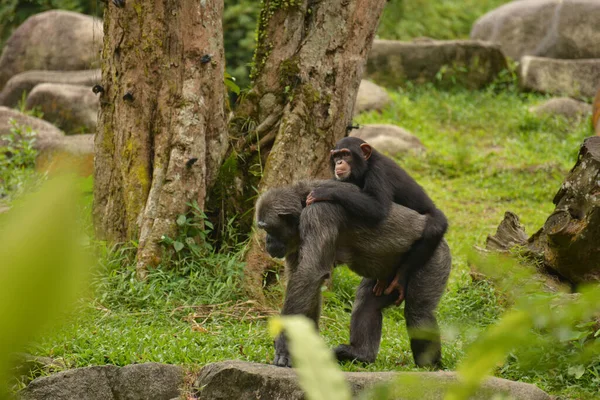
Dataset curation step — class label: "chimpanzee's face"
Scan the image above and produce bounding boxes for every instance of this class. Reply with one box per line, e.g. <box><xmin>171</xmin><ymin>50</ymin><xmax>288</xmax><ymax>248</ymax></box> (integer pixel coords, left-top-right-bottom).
<box><xmin>255</xmin><ymin>189</ymin><xmax>303</xmax><ymax>258</ymax></box>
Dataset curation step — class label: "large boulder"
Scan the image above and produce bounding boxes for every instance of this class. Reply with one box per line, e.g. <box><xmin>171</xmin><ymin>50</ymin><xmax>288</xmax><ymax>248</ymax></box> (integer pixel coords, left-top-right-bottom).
<box><xmin>519</xmin><ymin>57</ymin><xmax>600</xmax><ymax>98</ymax></box>
<box><xmin>0</xmin><ymin>10</ymin><xmax>103</xmax><ymax>90</ymax></box>
<box><xmin>350</xmin><ymin>124</ymin><xmax>425</xmax><ymax>156</ymax></box>
<box><xmin>19</xmin><ymin>363</ymin><xmax>183</xmax><ymax>400</ymax></box>
<box><xmin>529</xmin><ymin>97</ymin><xmax>592</xmax><ymax>121</ymax></box>
<box><xmin>194</xmin><ymin>360</ymin><xmax>551</xmax><ymax>400</ymax></box>
<box><xmin>0</xmin><ymin>69</ymin><xmax>100</xmax><ymax>108</ymax></box>
<box><xmin>0</xmin><ymin>106</ymin><xmax>64</xmax><ymax>147</ymax></box>
<box><xmin>471</xmin><ymin>0</ymin><xmax>600</xmax><ymax>61</ymax></box>
<box><xmin>25</xmin><ymin>83</ymin><xmax>99</xmax><ymax>134</ymax></box>
<box><xmin>354</xmin><ymin>80</ymin><xmax>391</xmax><ymax>115</ymax></box>
<box><xmin>36</xmin><ymin>134</ymin><xmax>95</xmax><ymax>176</ymax></box>
<box><xmin>366</xmin><ymin>39</ymin><xmax>507</xmax><ymax>89</ymax></box>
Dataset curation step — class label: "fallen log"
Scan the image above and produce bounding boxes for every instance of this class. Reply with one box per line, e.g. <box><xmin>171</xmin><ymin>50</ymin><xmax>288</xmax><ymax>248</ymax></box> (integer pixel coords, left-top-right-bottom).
<box><xmin>486</xmin><ymin>137</ymin><xmax>600</xmax><ymax>284</ymax></box>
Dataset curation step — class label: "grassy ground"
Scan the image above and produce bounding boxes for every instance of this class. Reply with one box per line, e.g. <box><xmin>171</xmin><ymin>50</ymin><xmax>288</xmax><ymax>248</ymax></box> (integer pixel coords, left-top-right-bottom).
<box><xmin>15</xmin><ymin>82</ymin><xmax>598</xmax><ymax>399</ymax></box>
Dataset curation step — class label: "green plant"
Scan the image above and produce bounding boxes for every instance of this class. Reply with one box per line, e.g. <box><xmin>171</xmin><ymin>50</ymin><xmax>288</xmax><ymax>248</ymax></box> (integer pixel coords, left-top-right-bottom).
<box><xmin>0</xmin><ymin>119</ymin><xmax>38</xmax><ymax>199</ymax></box>
<box><xmin>160</xmin><ymin>200</ymin><xmax>215</xmax><ymax>257</ymax></box>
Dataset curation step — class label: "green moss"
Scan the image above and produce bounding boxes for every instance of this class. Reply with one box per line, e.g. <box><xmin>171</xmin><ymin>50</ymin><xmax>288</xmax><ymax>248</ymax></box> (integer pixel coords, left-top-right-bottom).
<box><xmin>135</xmin><ymin>163</ymin><xmax>150</xmax><ymax>193</ymax></box>
<box><xmin>300</xmin><ymin>84</ymin><xmax>321</xmax><ymax>109</ymax></box>
<box><xmin>251</xmin><ymin>0</ymin><xmax>302</xmax><ymax>79</ymax></box>
<box><xmin>279</xmin><ymin>57</ymin><xmax>300</xmax><ymax>86</ymax></box>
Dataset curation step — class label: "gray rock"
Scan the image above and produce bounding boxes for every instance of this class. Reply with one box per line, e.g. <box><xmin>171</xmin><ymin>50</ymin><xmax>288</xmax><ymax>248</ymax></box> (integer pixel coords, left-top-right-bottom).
<box><xmin>20</xmin><ymin>365</ymin><xmax>117</xmax><ymax>400</ymax></box>
<box><xmin>471</xmin><ymin>0</ymin><xmax>600</xmax><ymax>61</ymax></box>
<box><xmin>19</xmin><ymin>363</ymin><xmax>183</xmax><ymax>400</ymax></box>
<box><xmin>0</xmin><ymin>10</ymin><xmax>103</xmax><ymax>90</ymax></box>
<box><xmin>194</xmin><ymin>360</ymin><xmax>551</xmax><ymax>400</ymax></box>
<box><xmin>350</xmin><ymin>124</ymin><xmax>425</xmax><ymax>156</ymax></box>
<box><xmin>37</xmin><ymin>132</ymin><xmax>94</xmax><ymax>156</ymax></box>
<box><xmin>0</xmin><ymin>106</ymin><xmax>64</xmax><ymax>148</ymax></box>
<box><xmin>110</xmin><ymin>363</ymin><xmax>183</xmax><ymax>400</ymax></box>
<box><xmin>529</xmin><ymin>97</ymin><xmax>592</xmax><ymax>121</ymax></box>
<box><xmin>0</xmin><ymin>69</ymin><xmax>100</xmax><ymax>108</ymax></box>
<box><xmin>36</xmin><ymin>134</ymin><xmax>95</xmax><ymax>175</ymax></box>
<box><xmin>354</xmin><ymin>80</ymin><xmax>391</xmax><ymax>115</ymax></box>
<box><xmin>519</xmin><ymin>56</ymin><xmax>600</xmax><ymax>98</ymax></box>
<box><xmin>25</xmin><ymin>83</ymin><xmax>99</xmax><ymax>134</ymax></box>
<box><xmin>366</xmin><ymin>39</ymin><xmax>507</xmax><ymax>89</ymax></box>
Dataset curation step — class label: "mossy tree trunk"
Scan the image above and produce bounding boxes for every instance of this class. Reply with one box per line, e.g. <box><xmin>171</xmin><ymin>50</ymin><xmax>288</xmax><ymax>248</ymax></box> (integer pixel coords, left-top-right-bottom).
<box><xmin>207</xmin><ymin>0</ymin><xmax>387</xmax><ymax>301</ymax></box>
<box><xmin>93</xmin><ymin>1</ymin><xmax>227</xmax><ymax>278</ymax></box>
<box><xmin>486</xmin><ymin>137</ymin><xmax>600</xmax><ymax>284</ymax></box>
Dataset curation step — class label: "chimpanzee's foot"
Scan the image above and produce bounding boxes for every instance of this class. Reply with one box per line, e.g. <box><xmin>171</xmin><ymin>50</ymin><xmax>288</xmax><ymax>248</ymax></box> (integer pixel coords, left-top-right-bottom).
<box><xmin>273</xmin><ymin>335</ymin><xmax>292</xmax><ymax>367</ymax></box>
<box><xmin>334</xmin><ymin>344</ymin><xmax>375</xmax><ymax>364</ymax></box>
<box><xmin>273</xmin><ymin>351</ymin><xmax>292</xmax><ymax>367</ymax></box>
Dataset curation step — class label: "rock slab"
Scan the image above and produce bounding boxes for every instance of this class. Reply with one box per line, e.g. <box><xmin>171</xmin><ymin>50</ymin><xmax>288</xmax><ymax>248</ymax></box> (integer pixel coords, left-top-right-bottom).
<box><xmin>350</xmin><ymin>124</ymin><xmax>425</xmax><ymax>156</ymax></box>
<box><xmin>194</xmin><ymin>360</ymin><xmax>551</xmax><ymax>400</ymax></box>
<box><xmin>0</xmin><ymin>10</ymin><xmax>103</xmax><ymax>90</ymax></box>
<box><xmin>529</xmin><ymin>97</ymin><xmax>591</xmax><ymax>121</ymax></box>
<box><xmin>366</xmin><ymin>39</ymin><xmax>507</xmax><ymax>89</ymax></box>
<box><xmin>19</xmin><ymin>363</ymin><xmax>183</xmax><ymax>400</ymax></box>
<box><xmin>471</xmin><ymin>0</ymin><xmax>600</xmax><ymax>61</ymax></box>
<box><xmin>519</xmin><ymin>56</ymin><xmax>600</xmax><ymax>98</ymax></box>
<box><xmin>0</xmin><ymin>106</ymin><xmax>64</xmax><ymax>146</ymax></box>
<box><xmin>354</xmin><ymin>80</ymin><xmax>391</xmax><ymax>115</ymax></box>
<box><xmin>0</xmin><ymin>69</ymin><xmax>100</xmax><ymax>108</ymax></box>
<box><xmin>25</xmin><ymin>83</ymin><xmax>99</xmax><ymax>134</ymax></box>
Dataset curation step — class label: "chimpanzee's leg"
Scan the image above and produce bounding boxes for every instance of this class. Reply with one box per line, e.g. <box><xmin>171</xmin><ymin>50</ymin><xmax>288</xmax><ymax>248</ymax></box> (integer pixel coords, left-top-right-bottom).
<box><xmin>404</xmin><ymin>241</ymin><xmax>451</xmax><ymax>368</ymax></box>
<box><xmin>334</xmin><ymin>278</ymin><xmax>397</xmax><ymax>363</ymax></box>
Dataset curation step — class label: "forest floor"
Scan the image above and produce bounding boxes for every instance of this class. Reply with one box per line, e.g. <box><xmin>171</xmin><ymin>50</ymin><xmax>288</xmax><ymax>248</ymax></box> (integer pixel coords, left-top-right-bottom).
<box><xmin>11</xmin><ymin>83</ymin><xmax>598</xmax><ymax>399</ymax></box>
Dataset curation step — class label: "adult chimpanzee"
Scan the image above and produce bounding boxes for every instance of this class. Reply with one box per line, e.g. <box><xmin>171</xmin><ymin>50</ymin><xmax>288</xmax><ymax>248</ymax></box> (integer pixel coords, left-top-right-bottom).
<box><xmin>306</xmin><ymin>137</ymin><xmax>448</xmax><ymax>304</ymax></box>
<box><xmin>256</xmin><ymin>180</ymin><xmax>451</xmax><ymax>368</ymax></box>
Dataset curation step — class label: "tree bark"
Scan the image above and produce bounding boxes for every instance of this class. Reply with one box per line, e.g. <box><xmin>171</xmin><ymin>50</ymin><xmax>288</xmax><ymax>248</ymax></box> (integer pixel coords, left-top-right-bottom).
<box><xmin>93</xmin><ymin>1</ymin><xmax>227</xmax><ymax>277</ymax></box>
<box><xmin>208</xmin><ymin>0</ymin><xmax>387</xmax><ymax>301</ymax></box>
<box><xmin>486</xmin><ymin>137</ymin><xmax>600</xmax><ymax>284</ymax></box>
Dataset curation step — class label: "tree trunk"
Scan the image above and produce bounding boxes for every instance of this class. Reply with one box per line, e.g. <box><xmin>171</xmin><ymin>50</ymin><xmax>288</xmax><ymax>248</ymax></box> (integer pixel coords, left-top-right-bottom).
<box><xmin>486</xmin><ymin>137</ymin><xmax>600</xmax><ymax>284</ymax></box>
<box><xmin>93</xmin><ymin>1</ymin><xmax>227</xmax><ymax>277</ymax></box>
<box><xmin>207</xmin><ymin>0</ymin><xmax>387</xmax><ymax>301</ymax></box>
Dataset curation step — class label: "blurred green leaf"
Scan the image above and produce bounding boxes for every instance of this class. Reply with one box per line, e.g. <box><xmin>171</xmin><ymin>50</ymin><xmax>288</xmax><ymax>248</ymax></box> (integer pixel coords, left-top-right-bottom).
<box><xmin>269</xmin><ymin>316</ymin><xmax>351</xmax><ymax>400</ymax></box>
<box><xmin>0</xmin><ymin>175</ymin><xmax>89</xmax><ymax>393</ymax></box>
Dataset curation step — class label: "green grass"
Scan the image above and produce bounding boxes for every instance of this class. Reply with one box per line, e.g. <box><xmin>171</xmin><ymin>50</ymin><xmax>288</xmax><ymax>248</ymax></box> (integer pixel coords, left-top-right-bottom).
<box><xmin>19</xmin><ymin>84</ymin><xmax>599</xmax><ymax>399</ymax></box>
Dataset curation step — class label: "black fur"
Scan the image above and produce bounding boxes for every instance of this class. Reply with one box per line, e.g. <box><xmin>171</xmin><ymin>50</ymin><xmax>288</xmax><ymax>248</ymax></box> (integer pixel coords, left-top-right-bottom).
<box><xmin>255</xmin><ymin>180</ymin><xmax>451</xmax><ymax>368</ymax></box>
<box><xmin>312</xmin><ymin>136</ymin><xmax>448</xmax><ymax>283</ymax></box>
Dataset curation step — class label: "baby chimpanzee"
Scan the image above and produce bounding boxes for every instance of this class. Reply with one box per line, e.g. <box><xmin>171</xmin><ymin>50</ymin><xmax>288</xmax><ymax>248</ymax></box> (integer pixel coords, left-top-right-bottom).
<box><xmin>306</xmin><ymin>137</ymin><xmax>448</xmax><ymax>303</ymax></box>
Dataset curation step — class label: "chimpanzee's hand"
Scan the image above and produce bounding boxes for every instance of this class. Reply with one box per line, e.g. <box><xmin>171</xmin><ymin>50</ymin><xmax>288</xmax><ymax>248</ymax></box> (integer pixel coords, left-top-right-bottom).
<box><xmin>306</xmin><ymin>188</ymin><xmax>333</xmax><ymax>206</ymax></box>
<box><xmin>384</xmin><ymin>275</ymin><xmax>406</xmax><ymax>306</ymax></box>
<box><xmin>273</xmin><ymin>334</ymin><xmax>292</xmax><ymax>367</ymax></box>
<box><xmin>372</xmin><ymin>279</ymin><xmax>387</xmax><ymax>296</ymax></box>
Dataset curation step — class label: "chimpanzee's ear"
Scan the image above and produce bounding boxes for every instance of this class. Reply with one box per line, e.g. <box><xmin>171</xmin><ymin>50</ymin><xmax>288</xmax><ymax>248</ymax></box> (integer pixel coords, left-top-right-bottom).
<box><xmin>360</xmin><ymin>143</ymin><xmax>372</xmax><ymax>160</ymax></box>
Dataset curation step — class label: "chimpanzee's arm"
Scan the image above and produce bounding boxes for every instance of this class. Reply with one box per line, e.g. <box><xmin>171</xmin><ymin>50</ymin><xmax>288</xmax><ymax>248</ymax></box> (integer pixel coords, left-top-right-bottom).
<box><xmin>308</xmin><ymin>175</ymin><xmax>393</xmax><ymax>225</ymax></box>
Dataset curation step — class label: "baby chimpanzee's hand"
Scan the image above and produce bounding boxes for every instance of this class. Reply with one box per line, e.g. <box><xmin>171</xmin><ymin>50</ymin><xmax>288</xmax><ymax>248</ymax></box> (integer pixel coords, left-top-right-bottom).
<box><xmin>306</xmin><ymin>188</ymin><xmax>333</xmax><ymax>206</ymax></box>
